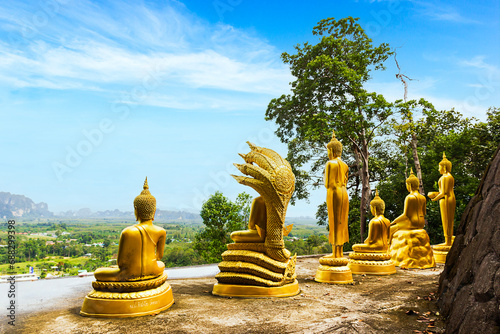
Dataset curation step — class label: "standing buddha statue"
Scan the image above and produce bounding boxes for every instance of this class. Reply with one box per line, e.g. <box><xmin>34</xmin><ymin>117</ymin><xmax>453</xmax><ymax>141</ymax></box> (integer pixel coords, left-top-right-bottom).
<box><xmin>315</xmin><ymin>130</ymin><xmax>353</xmax><ymax>284</ymax></box>
<box><xmin>428</xmin><ymin>152</ymin><xmax>456</xmax><ymax>263</ymax></box>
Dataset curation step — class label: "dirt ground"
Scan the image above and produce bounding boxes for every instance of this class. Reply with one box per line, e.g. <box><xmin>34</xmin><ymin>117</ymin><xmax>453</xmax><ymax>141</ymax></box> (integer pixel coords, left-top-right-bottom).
<box><xmin>6</xmin><ymin>257</ymin><xmax>445</xmax><ymax>334</ymax></box>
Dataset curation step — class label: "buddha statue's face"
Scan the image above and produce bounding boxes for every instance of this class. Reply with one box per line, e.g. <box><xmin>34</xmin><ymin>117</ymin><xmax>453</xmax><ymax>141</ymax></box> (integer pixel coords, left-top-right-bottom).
<box><xmin>370</xmin><ymin>205</ymin><xmax>377</xmax><ymax>217</ymax></box>
<box><xmin>439</xmin><ymin>163</ymin><xmax>447</xmax><ymax>174</ymax></box>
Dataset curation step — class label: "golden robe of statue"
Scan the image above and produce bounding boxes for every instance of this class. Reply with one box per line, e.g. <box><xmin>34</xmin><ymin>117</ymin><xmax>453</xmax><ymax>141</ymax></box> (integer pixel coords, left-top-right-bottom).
<box><xmin>325</xmin><ymin>131</ymin><xmax>349</xmax><ymax>257</ymax></box>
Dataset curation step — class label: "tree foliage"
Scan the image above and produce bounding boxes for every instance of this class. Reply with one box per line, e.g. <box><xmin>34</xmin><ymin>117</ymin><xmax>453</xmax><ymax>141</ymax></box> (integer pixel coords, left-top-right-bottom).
<box><xmin>266</xmin><ymin>17</ymin><xmax>394</xmax><ymax>239</ymax></box>
<box><xmin>377</xmin><ymin>107</ymin><xmax>499</xmax><ymax>244</ymax></box>
<box><xmin>193</xmin><ymin>191</ymin><xmax>251</xmax><ymax>263</ymax></box>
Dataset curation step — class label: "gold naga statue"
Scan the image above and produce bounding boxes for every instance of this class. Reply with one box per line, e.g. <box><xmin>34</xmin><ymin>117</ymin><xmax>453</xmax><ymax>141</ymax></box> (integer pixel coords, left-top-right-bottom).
<box><xmin>212</xmin><ymin>142</ymin><xmax>299</xmax><ymax>297</ymax></box>
<box><xmin>348</xmin><ymin>190</ymin><xmax>396</xmax><ymax>275</ymax></box>
<box><xmin>427</xmin><ymin>152</ymin><xmax>456</xmax><ymax>263</ymax></box>
<box><xmin>315</xmin><ymin>131</ymin><xmax>353</xmax><ymax>284</ymax></box>
<box><xmin>389</xmin><ymin>169</ymin><xmax>435</xmax><ymax>269</ymax></box>
<box><xmin>80</xmin><ymin>178</ymin><xmax>174</xmax><ymax>317</ymax></box>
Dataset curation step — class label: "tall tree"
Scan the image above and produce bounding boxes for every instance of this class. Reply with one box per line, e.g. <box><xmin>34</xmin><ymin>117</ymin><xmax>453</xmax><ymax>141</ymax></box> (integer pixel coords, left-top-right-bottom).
<box><xmin>392</xmin><ymin>98</ymin><xmax>438</xmax><ymax>196</ymax></box>
<box><xmin>266</xmin><ymin>17</ymin><xmax>393</xmax><ymax>239</ymax></box>
<box><xmin>193</xmin><ymin>191</ymin><xmax>251</xmax><ymax>263</ymax></box>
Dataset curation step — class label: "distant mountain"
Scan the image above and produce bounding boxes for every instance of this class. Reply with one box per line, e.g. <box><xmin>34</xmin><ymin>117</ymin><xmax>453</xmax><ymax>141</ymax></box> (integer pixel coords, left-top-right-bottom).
<box><xmin>57</xmin><ymin>208</ymin><xmax>201</xmax><ymax>221</ymax></box>
<box><xmin>0</xmin><ymin>192</ymin><xmax>200</xmax><ymax>221</ymax></box>
<box><xmin>0</xmin><ymin>192</ymin><xmax>53</xmax><ymax>218</ymax></box>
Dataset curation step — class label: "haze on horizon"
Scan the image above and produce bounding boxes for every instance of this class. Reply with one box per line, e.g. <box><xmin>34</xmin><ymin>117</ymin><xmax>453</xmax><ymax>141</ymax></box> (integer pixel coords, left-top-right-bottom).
<box><xmin>0</xmin><ymin>0</ymin><xmax>498</xmax><ymax>217</ymax></box>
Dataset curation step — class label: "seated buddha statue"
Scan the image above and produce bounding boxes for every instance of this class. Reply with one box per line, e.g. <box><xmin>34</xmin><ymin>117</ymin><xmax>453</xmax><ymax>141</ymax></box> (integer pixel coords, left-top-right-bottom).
<box><xmin>94</xmin><ymin>178</ymin><xmax>166</xmax><ymax>281</ymax></box>
<box><xmin>230</xmin><ymin>196</ymin><xmax>267</xmax><ymax>243</ymax></box>
<box><xmin>353</xmin><ymin>190</ymin><xmax>390</xmax><ymax>253</ymax></box>
<box><xmin>348</xmin><ymin>190</ymin><xmax>396</xmax><ymax>275</ymax></box>
<box><xmin>389</xmin><ymin>170</ymin><xmax>435</xmax><ymax>269</ymax></box>
<box><xmin>213</xmin><ymin>142</ymin><xmax>299</xmax><ymax>298</ymax></box>
<box><xmin>428</xmin><ymin>152</ymin><xmax>456</xmax><ymax>263</ymax></box>
<box><xmin>81</xmin><ymin>178</ymin><xmax>174</xmax><ymax>318</ymax></box>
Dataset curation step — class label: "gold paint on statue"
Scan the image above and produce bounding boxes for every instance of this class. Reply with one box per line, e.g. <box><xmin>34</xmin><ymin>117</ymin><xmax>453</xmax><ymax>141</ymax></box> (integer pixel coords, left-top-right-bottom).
<box><xmin>389</xmin><ymin>170</ymin><xmax>435</xmax><ymax>269</ymax></box>
<box><xmin>428</xmin><ymin>152</ymin><xmax>456</xmax><ymax>263</ymax></box>
<box><xmin>213</xmin><ymin>142</ymin><xmax>300</xmax><ymax>297</ymax></box>
<box><xmin>81</xmin><ymin>178</ymin><xmax>174</xmax><ymax>317</ymax></box>
<box><xmin>315</xmin><ymin>131</ymin><xmax>353</xmax><ymax>284</ymax></box>
<box><xmin>348</xmin><ymin>190</ymin><xmax>396</xmax><ymax>275</ymax></box>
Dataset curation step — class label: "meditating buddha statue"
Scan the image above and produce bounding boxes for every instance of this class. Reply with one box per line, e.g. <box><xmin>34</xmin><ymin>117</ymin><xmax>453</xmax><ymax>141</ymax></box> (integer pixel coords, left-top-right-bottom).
<box><xmin>212</xmin><ymin>142</ymin><xmax>299</xmax><ymax>298</ymax></box>
<box><xmin>389</xmin><ymin>170</ymin><xmax>435</xmax><ymax>269</ymax></box>
<box><xmin>81</xmin><ymin>178</ymin><xmax>174</xmax><ymax>318</ymax></box>
<box><xmin>428</xmin><ymin>152</ymin><xmax>456</xmax><ymax>263</ymax></box>
<box><xmin>348</xmin><ymin>190</ymin><xmax>396</xmax><ymax>275</ymax></box>
<box><xmin>315</xmin><ymin>131</ymin><xmax>353</xmax><ymax>284</ymax></box>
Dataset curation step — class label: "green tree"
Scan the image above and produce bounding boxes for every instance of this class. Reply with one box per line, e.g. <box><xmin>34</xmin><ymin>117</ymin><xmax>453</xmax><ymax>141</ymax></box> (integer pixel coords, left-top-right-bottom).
<box><xmin>193</xmin><ymin>191</ymin><xmax>251</xmax><ymax>263</ymax></box>
<box><xmin>266</xmin><ymin>17</ymin><xmax>394</xmax><ymax>239</ymax></box>
<box><xmin>378</xmin><ymin>107</ymin><xmax>499</xmax><ymax>244</ymax></box>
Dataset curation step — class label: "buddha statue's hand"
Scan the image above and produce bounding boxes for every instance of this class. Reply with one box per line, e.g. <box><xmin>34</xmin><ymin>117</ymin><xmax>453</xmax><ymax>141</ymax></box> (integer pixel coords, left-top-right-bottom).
<box><xmin>232</xmin><ymin>142</ymin><xmax>295</xmax><ymax>262</ymax></box>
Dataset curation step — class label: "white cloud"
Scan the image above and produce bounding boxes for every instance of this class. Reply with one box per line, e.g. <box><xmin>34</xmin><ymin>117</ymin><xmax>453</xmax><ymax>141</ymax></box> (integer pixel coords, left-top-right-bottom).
<box><xmin>0</xmin><ymin>0</ymin><xmax>291</xmax><ymax>106</ymax></box>
<box><xmin>413</xmin><ymin>1</ymin><xmax>480</xmax><ymax>24</ymax></box>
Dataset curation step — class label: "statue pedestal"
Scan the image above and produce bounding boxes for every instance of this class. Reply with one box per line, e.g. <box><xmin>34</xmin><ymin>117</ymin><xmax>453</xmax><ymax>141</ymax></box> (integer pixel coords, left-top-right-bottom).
<box><xmin>314</xmin><ymin>256</ymin><xmax>353</xmax><ymax>284</ymax></box>
<box><xmin>389</xmin><ymin>229</ymin><xmax>435</xmax><ymax>269</ymax></box>
<box><xmin>213</xmin><ymin>280</ymin><xmax>299</xmax><ymax>298</ymax></box>
<box><xmin>432</xmin><ymin>240</ymin><xmax>454</xmax><ymax>264</ymax></box>
<box><xmin>81</xmin><ymin>273</ymin><xmax>174</xmax><ymax>318</ymax></box>
<box><xmin>348</xmin><ymin>252</ymin><xmax>396</xmax><ymax>275</ymax></box>
<box><xmin>213</xmin><ymin>248</ymin><xmax>299</xmax><ymax>298</ymax></box>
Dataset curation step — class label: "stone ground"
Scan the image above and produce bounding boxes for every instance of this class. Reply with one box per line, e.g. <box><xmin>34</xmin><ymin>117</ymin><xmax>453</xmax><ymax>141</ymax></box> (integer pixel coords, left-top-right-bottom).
<box><xmin>4</xmin><ymin>257</ymin><xmax>446</xmax><ymax>334</ymax></box>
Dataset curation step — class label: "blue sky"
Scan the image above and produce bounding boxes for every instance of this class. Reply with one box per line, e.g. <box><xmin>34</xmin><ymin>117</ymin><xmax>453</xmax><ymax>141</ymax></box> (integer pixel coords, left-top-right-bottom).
<box><xmin>0</xmin><ymin>0</ymin><xmax>498</xmax><ymax>217</ymax></box>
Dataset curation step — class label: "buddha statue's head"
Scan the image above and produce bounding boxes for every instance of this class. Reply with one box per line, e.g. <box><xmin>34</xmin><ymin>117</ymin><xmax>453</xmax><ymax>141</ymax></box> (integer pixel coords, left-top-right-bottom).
<box><xmin>327</xmin><ymin>130</ymin><xmax>342</xmax><ymax>158</ymax></box>
<box><xmin>370</xmin><ymin>189</ymin><xmax>385</xmax><ymax>216</ymax></box>
<box><xmin>439</xmin><ymin>152</ymin><xmax>452</xmax><ymax>173</ymax></box>
<box><xmin>406</xmin><ymin>169</ymin><xmax>419</xmax><ymax>192</ymax></box>
<box><xmin>133</xmin><ymin>177</ymin><xmax>156</xmax><ymax>222</ymax></box>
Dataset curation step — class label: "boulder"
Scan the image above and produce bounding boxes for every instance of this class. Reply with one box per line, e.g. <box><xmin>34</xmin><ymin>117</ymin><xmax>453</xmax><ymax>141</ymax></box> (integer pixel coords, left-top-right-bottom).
<box><xmin>438</xmin><ymin>145</ymin><xmax>500</xmax><ymax>333</ymax></box>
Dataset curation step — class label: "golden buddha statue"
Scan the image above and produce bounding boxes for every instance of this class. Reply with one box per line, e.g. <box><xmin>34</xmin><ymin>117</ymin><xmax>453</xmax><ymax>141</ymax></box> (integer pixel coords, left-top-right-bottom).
<box><xmin>212</xmin><ymin>142</ymin><xmax>299</xmax><ymax>298</ymax></box>
<box><xmin>315</xmin><ymin>131</ymin><xmax>353</xmax><ymax>284</ymax></box>
<box><xmin>230</xmin><ymin>196</ymin><xmax>266</xmax><ymax>243</ymax></box>
<box><xmin>81</xmin><ymin>178</ymin><xmax>174</xmax><ymax>317</ymax></box>
<box><xmin>428</xmin><ymin>152</ymin><xmax>456</xmax><ymax>263</ymax></box>
<box><xmin>348</xmin><ymin>190</ymin><xmax>396</xmax><ymax>275</ymax></box>
<box><xmin>389</xmin><ymin>170</ymin><xmax>435</xmax><ymax>269</ymax></box>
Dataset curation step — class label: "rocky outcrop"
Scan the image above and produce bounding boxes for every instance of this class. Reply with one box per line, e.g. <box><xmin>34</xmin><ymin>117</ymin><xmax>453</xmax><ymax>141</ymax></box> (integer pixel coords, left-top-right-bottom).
<box><xmin>438</xmin><ymin>145</ymin><xmax>500</xmax><ymax>333</ymax></box>
<box><xmin>0</xmin><ymin>192</ymin><xmax>53</xmax><ymax>218</ymax></box>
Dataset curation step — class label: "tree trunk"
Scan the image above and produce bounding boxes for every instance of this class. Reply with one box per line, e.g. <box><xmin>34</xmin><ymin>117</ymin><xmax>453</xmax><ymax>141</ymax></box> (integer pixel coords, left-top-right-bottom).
<box><xmin>410</xmin><ymin>133</ymin><xmax>425</xmax><ymax>196</ymax></box>
<box><xmin>410</xmin><ymin>133</ymin><xmax>428</xmax><ymax>226</ymax></box>
<box><xmin>359</xmin><ymin>138</ymin><xmax>371</xmax><ymax>242</ymax></box>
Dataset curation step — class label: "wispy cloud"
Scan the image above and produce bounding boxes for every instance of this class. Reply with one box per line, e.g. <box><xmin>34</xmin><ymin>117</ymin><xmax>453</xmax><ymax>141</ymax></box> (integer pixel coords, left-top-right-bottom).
<box><xmin>0</xmin><ymin>0</ymin><xmax>291</xmax><ymax>110</ymax></box>
<box><xmin>413</xmin><ymin>1</ymin><xmax>480</xmax><ymax>24</ymax></box>
<box><xmin>459</xmin><ymin>55</ymin><xmax>500</xmax><ymax>75</ymax></box>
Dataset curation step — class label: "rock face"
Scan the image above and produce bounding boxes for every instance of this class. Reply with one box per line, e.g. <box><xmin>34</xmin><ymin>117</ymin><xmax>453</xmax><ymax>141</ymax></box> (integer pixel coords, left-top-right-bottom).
<box><xmin>438</xmin><ymin>145</ymin><xmax>500</xmax><ymax>334</ymax></box>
